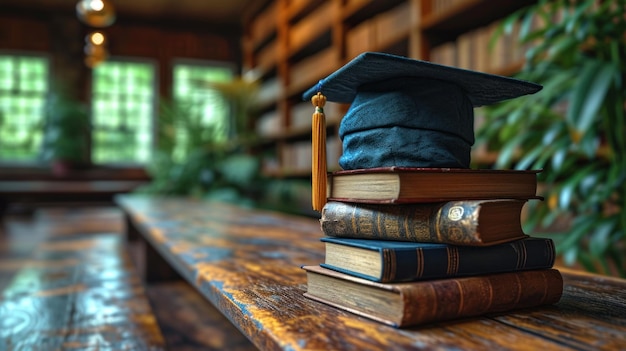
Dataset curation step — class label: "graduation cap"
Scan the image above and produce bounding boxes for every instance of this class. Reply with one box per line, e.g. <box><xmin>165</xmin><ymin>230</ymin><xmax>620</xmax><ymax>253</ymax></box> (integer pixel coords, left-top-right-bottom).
<box><xmin>303</xmin><ymin>52</ymin><xmax>542</xmax><ymax>211</ymax></box>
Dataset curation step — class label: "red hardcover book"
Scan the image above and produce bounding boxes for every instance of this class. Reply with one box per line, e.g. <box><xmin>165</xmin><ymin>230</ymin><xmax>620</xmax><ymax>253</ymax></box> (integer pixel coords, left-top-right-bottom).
<box><xmin>327</xmin><ymin>167</ymin><xmax>540</xmax><ymax>204</ymax></box>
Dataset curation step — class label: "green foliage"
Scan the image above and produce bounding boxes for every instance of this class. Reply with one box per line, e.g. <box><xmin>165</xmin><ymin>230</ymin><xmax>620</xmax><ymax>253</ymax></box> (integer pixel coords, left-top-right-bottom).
<box><xmin>477</xmin><ymin>0</ymin><xmax>626</xmax><ymax>276</ymax></box>
<box><xmin>199</xmin><ymin>77</ymin><xmax>260</xmax><ymax>143</ymax></box>
<box><xmin>0</xmin><ymin>108</ymin><xmax>40</xmax><ymax>160</ymax></box>
<box><xmin>139</xmin><ymin>79</ymin><xmax>265</xmax><ymax>206</ymax></box>
<box><xmin>40</xmin><ymin>89</ymin><xmax>90</xmax><ymax>165</ymax></box>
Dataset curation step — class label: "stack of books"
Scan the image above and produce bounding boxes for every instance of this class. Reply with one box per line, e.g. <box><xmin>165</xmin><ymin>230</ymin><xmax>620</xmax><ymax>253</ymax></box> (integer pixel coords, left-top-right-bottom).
<box><xmin>302</xmin><ymin>167</ymin><xmax>564</xmax><ymax>328</ymax></box>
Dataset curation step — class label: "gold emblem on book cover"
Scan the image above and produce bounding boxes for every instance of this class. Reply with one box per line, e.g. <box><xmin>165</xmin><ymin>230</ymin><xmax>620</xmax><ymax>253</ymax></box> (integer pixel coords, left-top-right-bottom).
<box><xmin>447</xmin><ymin>206</ymin><xmax>464</xmax><ymax>221</ymax></box>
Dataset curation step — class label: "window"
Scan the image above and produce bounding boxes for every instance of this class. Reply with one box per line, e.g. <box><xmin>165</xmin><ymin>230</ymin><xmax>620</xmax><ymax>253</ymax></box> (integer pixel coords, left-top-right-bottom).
<box><xmin>1</xmin><ymin>55</ymin><xmax>235</xmax><ymax>167</ymax></box>
<box><xmin>91</xmin><ymin>60</ymin><xmax>156</xmax><ymax>164</ymax></box>
<box><xmin>0</xmin><ymin>54</ymin><xmax>49</xmax><ymax>162</ymax></box>
<box><xmin>171</xmin><ymin>61</ymin><xmax>234</xmax><ymax>162</ymax></box>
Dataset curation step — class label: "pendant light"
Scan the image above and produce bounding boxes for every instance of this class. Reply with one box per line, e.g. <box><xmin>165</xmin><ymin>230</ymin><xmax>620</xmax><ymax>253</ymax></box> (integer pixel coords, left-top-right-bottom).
<box><xmin>76</xmin><ymin>0</ymin><xmax>116</xmax><ymax>28</ymax></box>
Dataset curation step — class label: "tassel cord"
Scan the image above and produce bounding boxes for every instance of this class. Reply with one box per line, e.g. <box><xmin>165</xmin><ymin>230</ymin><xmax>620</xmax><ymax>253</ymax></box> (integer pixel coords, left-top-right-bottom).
<box><xmin>311</xmin><ymin>93</ymin><xmax>327</xmax><ymax>212</ymax></box>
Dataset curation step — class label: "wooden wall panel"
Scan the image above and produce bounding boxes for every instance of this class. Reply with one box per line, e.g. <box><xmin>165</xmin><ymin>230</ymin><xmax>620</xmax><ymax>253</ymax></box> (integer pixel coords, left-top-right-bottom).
<box><xmin>0</xmin><ymin>15</ymin><xmax>51</xmax><ymax>52</ymax></box>
<box><xmin>0</xmin><ymin>8</ymin><xmax>241</xmax><ymax>98</ymax></box>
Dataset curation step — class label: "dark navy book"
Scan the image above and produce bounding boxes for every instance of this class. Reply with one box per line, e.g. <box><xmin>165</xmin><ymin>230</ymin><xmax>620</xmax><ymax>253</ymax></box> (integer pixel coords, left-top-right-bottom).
<box><xmin>321</xmin><ymin>236</ymin><xmax>555</xmax><ymax>282</ymax></box>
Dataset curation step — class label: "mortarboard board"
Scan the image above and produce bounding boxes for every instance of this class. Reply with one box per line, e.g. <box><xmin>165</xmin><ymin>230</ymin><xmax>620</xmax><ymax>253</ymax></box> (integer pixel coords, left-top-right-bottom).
<box><xmin>303</xmin><ymin>52</ymin><xmax>542</xmax><ymax>210</ymax></box>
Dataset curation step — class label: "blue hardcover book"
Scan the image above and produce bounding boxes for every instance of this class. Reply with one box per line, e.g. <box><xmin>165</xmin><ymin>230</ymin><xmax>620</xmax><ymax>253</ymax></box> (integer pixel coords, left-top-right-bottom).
<box><xmin>321</xmin><ymin>236</ymin><xmax>555</xmax><ymax>282</ymax></box>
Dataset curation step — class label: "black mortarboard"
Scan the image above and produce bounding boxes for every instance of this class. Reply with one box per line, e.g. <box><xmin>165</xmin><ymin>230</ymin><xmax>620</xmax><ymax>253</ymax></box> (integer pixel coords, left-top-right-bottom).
<box><xmin>303</xmin><ymin>51</ymin><xmax>542</xmax><ymax>170</ymax></box>
<box><xmin>303</xmin><ymin>52</ymin><xmax>542</xmax><ymax>211</ymax></box>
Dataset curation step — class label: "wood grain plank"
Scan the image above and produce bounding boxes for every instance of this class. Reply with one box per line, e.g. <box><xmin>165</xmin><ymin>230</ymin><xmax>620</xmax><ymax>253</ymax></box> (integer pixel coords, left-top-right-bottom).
<box><xmin>0</xmin><ymin>233</ymin><xmax>166</xmax><ymax>350</ymax></box>
<box><xmin>490</xmin><ymin>269</ymin><xmax>626</xmax><ymax>350</ymax></box>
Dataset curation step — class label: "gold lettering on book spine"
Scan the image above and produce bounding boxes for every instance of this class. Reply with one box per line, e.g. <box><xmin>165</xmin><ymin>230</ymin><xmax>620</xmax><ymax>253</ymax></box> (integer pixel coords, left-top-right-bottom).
<box><xmin>385</xmin><ymin>209</ymin><xmax>401</xmax><ymax>240</ymax></box>
<box><xmin>355</xmin><ymin>206</ymin><xmax>376</xmax><ymax>239</ymax></box>
<box><xmin>403</xmin><ymin>208</ymin><xmax>411</xmax><ymax>240</ymax></box>
<box><xmin>376</xmin><ymin>208</ymin><xmax>385</xmax><ymax>235</ymax></box>
<box><xmin>410</xmin><ymin>206</ymin><xmax>433</xmax><ymax>242</ymax></box>
<box><xmin>349</xmin><ymin>202</ymin><xmax>358</xmax><ymax>235</ymax></box>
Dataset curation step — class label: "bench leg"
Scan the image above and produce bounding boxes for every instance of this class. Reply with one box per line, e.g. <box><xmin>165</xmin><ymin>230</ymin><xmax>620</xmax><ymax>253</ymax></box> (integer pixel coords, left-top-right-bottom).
<box><xmin>124</xmin><ymin>214</ymin><xmax>141</xmax><ymax>242</ymax></box>
<box><xmin>123</xmin><ymin>214</ymin><xmax>182</xmax><ymax>283</ymax></box>
<box><xmin>145</xmin><ymin>237</ymin><xmax>183</xmax><ymax>283</ymax></box>
<box><xmin>0</xmin><ymin>200</ymin><xmax>7</xmax><ymax>221</ymax></box>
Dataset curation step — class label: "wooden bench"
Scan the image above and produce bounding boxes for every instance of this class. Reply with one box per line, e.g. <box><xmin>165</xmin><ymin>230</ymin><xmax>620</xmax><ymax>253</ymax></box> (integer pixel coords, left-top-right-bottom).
<box><xmin>0</xmin><ymin>166</ymin><xmax>149</xmax><ymax>215</ymax></box>
<box><xmin>116</xmin><ymin>194</ymin><xmax>626</xmax><ymax>351</ymax></box>
<box><xmin>0</xmin><ymin>231</ymin><xmax>166</xmax><ymax>350</ymax></box>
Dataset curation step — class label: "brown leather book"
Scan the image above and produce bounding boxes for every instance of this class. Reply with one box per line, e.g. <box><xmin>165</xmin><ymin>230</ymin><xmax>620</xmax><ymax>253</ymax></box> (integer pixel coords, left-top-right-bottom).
<box><xmin>303</xmin><ymin>265</ymin><xmax>563</xmax><ymax>328</ymax></box>
<box><xmin>327</xmin><ymin>167</ymin><xmax>540</xmax><ymax>203</ymax></box>
<box><xmin>320</xmin><ymin>199</ymin><xmax>529</xmax><ymax>246</ymax></box>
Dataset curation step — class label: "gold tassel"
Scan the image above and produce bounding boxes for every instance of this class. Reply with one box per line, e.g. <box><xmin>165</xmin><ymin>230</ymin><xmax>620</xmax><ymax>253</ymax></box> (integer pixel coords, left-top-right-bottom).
<box><xmin>311</xmin><ymin>92</ymin><xmax>327</xmax><ymax>212</ymax></box>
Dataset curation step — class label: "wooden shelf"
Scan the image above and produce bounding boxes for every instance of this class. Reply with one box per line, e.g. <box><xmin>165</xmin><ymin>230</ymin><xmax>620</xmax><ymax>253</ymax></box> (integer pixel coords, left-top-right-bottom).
<box><xmin>342</xmin><ymin>0</ymin><xmax>406</xmax><ymax>26</ymax></box>
<box><xmin>246</xmin><ymin>1</ymin><xmax>278</xmax><ymax>52</ymax></box>
<box><xmin>287</xmin><ymin>47</ymin><xmax>339</xmax><ymax>96</ymax></box>
<box><xmin>285</xmin><ymin>0</ymin><xmax>325</xmax><ymax>23</ymax></box>
<box><xmin>422</xmin><ymin>0</ymin><xmax>536</xmax><ymax>31</ymax></box>
<box><xmin>243</xmin><ymin>0</ymin><xmax>538</xmax><ymax>178</ymax></box>
<box><xmin>259</xmin><ymin>116</ymin><xmax>341</xmax><ymax>143</ymax></box>
<box><xmin>287</xmin><ymin>3</ymin><xmax>334</xmax><ymax>61</ymax></box>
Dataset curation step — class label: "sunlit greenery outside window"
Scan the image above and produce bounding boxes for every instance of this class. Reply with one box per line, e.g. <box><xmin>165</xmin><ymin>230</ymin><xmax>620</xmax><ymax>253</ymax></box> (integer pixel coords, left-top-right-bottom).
<box><xmin>0</xmin><ymin>54</ymin><xmax>49</xmax><ymax>162</ymax></box>
<box><xmin>91</xmin><ymin>60</ymin><xmax>156</xmax><ymax>164</ymax></box>
<box><xmin>171</xmin><ymin>61</ymin><xmax>234</xmax><ymax>162</ymax></box>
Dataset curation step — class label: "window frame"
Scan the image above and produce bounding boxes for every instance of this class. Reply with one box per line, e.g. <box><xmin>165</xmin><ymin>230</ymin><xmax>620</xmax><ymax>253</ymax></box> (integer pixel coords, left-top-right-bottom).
<box><xmin>168</xmin><ymin>58</ymin><xmax>237</xmax><ymax>160</ymax></box>
<box><xmin>89</xmin><ymin>55</ymin><xmax>159</xmax><ymax>167</ymax></box>
<box><xmin>0</xmin><ymin>50</ymin><xmax>51</xmax><ymax>167</ymax></box>
<box><xmin>0</xmin><ymin>54</ymin><xmax>238</xmax><ymax>171</ymax></box>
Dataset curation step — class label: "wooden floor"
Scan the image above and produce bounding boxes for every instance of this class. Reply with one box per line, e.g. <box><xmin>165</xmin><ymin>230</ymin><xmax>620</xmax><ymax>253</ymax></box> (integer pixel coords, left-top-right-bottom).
<box><xmin>0</xmin><ymin>205</ymin><xmax>256</xmax><ymax>351</ymax></box>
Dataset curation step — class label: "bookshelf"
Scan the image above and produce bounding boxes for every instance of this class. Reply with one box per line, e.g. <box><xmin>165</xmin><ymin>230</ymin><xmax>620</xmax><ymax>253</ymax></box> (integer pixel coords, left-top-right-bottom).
<box><xmin>242</xmin><ymin>0</ymin><xmax>538</xmax><ymax>178</ymax></box>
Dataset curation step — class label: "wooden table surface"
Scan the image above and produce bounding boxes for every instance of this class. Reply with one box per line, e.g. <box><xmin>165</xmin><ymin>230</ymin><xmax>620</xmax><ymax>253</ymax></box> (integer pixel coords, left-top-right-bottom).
<box><xmin>116</xmin><ymin>195</ymin><xmax>626</xmax><ymax>351</ymax></box>
<box><xmin>0</xmin><ymin>232</ymin><xmax>165</xmax><ymax>350</ymax></box>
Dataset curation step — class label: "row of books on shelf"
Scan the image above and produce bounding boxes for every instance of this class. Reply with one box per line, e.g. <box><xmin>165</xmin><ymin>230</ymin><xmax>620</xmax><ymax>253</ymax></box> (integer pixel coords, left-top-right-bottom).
<box><xmin>256</xmin><ymin>101</ymin><xmax>342</xmax><ymax>138</ymax></box>
<box><xmin>429</xmin><ymin>20</ymin><xmax>528</xmax><ymax>74</ymax></box>
<box><xmin>259</xmin><ymin>111</ymin><xmax>499</xmax><ymax>173</ymax></box>
<box><xmin>303</xmin><ymin>167</ymin><xmax>563</xmax><ymax>328</ymax></box>
<box><xmin>430</xmin><ymin>0</ymin><xmax>466</xmax><ymax>16</ymax></box>
<box><xmin>261</xmin><ymin>136</ymin><xmax>342</xmax><ymax>175</ymax></box>
<box><xmin>345</xmin><ymin>1</ymin><xmax>412</xmax><ymax>61</ymax></box>
<box><xmin>429</xmin><ymin>2</ymin><xmax>566</xmax><ymax>74</ymax></box>
<box><xmin>279</xmin><ymin>138</ymin><xmax>341</xmax><ymax>173</ymax></box>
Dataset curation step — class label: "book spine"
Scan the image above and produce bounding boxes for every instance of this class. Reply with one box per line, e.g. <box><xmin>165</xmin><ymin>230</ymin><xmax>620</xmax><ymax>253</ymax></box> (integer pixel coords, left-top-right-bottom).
<box><xmin>320</xmin><ymin>201</ymin><xmax>486</xmax><ymax>245</ymax></box>
<box><xmin>400</xmin><ymin>269</ymin><xmax>563</xmax><ymax>327</ymax></box>
<box><xmin>378</xmin><ymin>238</ymin><xmax>555</xmax><ymax>282</ymax></box>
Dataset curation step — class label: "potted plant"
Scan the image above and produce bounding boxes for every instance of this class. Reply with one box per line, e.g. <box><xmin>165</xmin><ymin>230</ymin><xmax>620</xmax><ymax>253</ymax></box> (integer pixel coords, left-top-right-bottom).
<box><xmin>477</xmin><ymin>0</ymin><xmax>625</xmax><ymax>276</ymax></box>
<box><xmin>141</xmin><ymin>81</ymin><xmax>264</xmax><ymax>206</ymax></box>
<box><xmin>40</xmin><ymin>89</ymin><xmax>91</xmax><ymax>176</ymax></box>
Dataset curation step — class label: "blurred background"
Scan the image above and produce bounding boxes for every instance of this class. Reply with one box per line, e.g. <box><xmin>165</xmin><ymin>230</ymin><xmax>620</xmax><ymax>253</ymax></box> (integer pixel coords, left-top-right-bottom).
<box><xmin>0</xmin><ymin>0</ymin><xmax>624</xmax><ymax>277</ymax></box>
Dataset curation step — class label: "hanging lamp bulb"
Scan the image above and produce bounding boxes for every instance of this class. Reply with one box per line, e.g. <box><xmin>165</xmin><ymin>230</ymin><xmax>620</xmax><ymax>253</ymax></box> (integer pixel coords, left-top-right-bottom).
<box><xmin>84</xmin><ymin>31</ymin><xmax>109</xmax><ymax>68</ymax></box>
<box><xmin>76</xmin><ymin>0</ymin><xmax>116</xmax><ymax>28</ymax></box>
<box><xmin>86</xmin><ymin>31</ymin><xmax>107</xmax><ymax>46</ymax></box>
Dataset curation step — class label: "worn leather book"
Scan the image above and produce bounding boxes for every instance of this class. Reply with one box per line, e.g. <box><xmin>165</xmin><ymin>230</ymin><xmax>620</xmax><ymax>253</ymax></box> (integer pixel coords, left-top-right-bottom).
<box><xmin>321</xmin><ymin>236</ymin><xmax>556</xmax><ymax>282</ymax></box>
<box><xmin>302</xmin><ymin>265</ymin><xmax>563</xmax><ymax>328</ymax></box>
<box><xmin>327</xmin><ymin>167</ymin><xmax>540</xmax><ymax>203</ymax></box>
<box><xmin>320</xmin><ymin>199</ymin><xmax>529</xmax><ymax>246</ymax></box>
